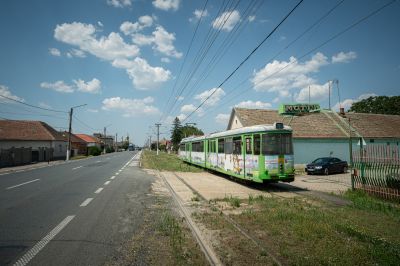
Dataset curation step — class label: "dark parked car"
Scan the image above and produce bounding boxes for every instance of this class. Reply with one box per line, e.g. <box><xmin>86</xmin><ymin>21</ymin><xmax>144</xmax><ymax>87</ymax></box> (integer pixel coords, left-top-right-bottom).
<box><xmin>305</xmin><ymin>157</ymin><xmax>348</xmax><ymax>175</ymax></box>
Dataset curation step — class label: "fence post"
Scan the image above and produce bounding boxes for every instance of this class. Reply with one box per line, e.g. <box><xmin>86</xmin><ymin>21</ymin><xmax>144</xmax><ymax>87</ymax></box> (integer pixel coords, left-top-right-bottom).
<box><xmin>360</xmin><ymin>137</ymin><xmax>365</xmax><ymax>185</ymax></box>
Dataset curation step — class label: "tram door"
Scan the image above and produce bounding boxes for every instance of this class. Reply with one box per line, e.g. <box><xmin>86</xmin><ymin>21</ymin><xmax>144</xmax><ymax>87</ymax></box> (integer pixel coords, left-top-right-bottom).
<box><xmin>244</xmin><ymin>136</ymin><xmax>253</xmax><ymax>178</ymax></box>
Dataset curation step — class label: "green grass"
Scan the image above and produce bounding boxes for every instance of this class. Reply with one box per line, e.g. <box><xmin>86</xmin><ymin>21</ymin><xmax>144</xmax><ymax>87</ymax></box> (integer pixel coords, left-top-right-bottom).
<box><xmin>199</xmin><ymin>191</ymin><xmax>400</xmax><ymax>265</ymax></box>
<box><xmin>141</xmin><ymin>150</ymin><xmax>203</xmax><ymax>172</ymax></box>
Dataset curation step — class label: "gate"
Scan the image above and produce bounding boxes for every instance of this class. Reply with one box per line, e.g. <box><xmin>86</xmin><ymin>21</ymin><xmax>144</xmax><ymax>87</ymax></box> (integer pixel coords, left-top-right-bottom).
<box><xmin>351</xmin><ymin>144</ymin><xmax>400</xmax><ymax>202</ymax></box>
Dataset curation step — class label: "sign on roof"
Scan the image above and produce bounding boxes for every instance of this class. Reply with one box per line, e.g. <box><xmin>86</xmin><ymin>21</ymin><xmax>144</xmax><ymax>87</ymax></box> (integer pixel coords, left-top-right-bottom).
<box><xmin>279</xmin><ymin>103</ymin><xmax>320</xmax><ymax>115</ymax></box>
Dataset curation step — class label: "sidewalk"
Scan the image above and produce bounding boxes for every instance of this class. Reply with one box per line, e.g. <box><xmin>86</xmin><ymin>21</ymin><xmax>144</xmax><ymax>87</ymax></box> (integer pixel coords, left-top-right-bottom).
<box><xmin>0</xmin><ymin>160</ymin><xmax>65</xmax><ymax>175</ymax></box>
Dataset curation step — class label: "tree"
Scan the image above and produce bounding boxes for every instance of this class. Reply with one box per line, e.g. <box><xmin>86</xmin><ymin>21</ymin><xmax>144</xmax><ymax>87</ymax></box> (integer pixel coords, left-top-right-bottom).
<box><xmin>349</xmin><ymin>96</ymin><xmax>400</xmax><ymax>115</ymax></box>
<box><xmin>171</xmin><ymin>117</ymin><xmax>182</xmax><ymax>151</ymax></box>
<box><xmin>181</xmin><ymin>125</ymin><xmax>204</xmax><ymax>138</ymax></box>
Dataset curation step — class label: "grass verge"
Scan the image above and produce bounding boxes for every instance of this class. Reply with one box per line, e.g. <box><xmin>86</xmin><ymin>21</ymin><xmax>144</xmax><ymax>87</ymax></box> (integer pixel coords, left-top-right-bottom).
<box><xmin>141</xmin><ymin>150</ymin><xmax>203</xmax><ymax>172</ymax></box>
<box><xmin>194</xmin><ymin>190</ymin><xmax>400</xmax><ymax>265</ymax></box>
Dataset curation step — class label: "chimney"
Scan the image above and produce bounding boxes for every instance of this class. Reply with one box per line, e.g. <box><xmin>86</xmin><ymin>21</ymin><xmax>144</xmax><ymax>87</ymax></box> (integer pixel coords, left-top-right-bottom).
<box><xmin>339</xmin><ymin>107</ymin><xmax>345</xmax><ymax>116</ymax></box>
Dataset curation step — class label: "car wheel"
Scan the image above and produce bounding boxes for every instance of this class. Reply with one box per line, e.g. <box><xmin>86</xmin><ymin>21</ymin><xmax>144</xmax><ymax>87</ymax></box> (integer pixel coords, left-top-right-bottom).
<box><xmin>324</xmin><ymin>168</ymin><xmax>329</xmax><ymax>175</ymax></box>
<box><xmin>343</xmin><ymin>166</ymin><xmax>348</xmax><ymax>173</ymax></box>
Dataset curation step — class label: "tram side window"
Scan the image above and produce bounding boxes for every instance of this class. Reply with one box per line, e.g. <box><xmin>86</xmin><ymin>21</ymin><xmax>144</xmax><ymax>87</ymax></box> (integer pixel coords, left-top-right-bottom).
<box><xmin>218</xmin><ymin>139</ymin><xmax>224</xmax><ymax>153</ymax></box>
<box><xmin>254</xmin><ymin>134</ymin><xmax>260</xmax><ymax>155</ymax></box>
<box><xmin>262</xmin><ymin>134</ymin><xmax>279</xmax><ymax>155</ymax></box>
<box><xmin>233</xmin><ymin>137</ymin><xmax>242</xmax><ymax>155</ymax></box>
<box><xmin>179</xmin><ymin>144</ymin><xmax>185</xmax><ymax>151</ymax></box>
<box><xmin>208</xmin><ymin>140</ymin><xmax>216</xmax><ymax>153</ymax></box>
<box><xmin>224</xmin><ymin>138</ymin><xmax>233</xmax><ymax>154</ymax></box>
<box><xmin>245</xmin><ymin>138</ymin><xmax>252</xmax><ymax>154</ymax></box>
<box><xmin>200</xmin><ymin>141</ymin><xmax>204</xmax><ymax>152</ymax></box>
<box><xmin>282</xmin><ymin>134</ymin><xmax>293</xmax><ymax>154</ymax></box>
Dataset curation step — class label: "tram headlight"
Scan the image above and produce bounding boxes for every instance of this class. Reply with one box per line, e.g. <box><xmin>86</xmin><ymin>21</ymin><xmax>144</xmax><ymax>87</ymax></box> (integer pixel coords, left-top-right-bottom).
<box><xmin>315</xmin><ymin>166</ymin><xmax>322</xmax><ymax>169</ymax></box>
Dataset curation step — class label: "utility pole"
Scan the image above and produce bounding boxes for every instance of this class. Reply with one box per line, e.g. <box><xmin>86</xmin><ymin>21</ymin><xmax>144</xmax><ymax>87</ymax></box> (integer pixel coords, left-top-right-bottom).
<box><xmin>115</xmin><ymin>133</ymin><xmax>118</xmax><ymax>151</ymax></box>
<box><xmin>328</xmin><ymin>80</ymin><xmax>331</xmax><ymax>110</ymax></box>
<box><xmin>66</xmin><ymin>108</ymin><xmax>73</xmax><ymax>161</ymax></box>
<box><xmin>103</xmin><ymin>124</ymin><xmax>112</xmax><ymax>154</ymax></box>
<box><xmin>155</xmin><ymin>123</ymin><xmax>161</xmax><ymax>155</ymax></box>
<box><xmin>66</xmin><ymin>103</ymin><xmax>87</xmax><ymax>161</ymax></box>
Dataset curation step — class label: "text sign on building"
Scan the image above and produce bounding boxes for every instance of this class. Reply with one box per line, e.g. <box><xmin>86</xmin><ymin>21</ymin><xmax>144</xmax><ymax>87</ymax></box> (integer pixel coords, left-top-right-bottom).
<box><xmin>279</xmin><ymin>104</ymin><xmax>320</xmax><ymax>115</ymax></box>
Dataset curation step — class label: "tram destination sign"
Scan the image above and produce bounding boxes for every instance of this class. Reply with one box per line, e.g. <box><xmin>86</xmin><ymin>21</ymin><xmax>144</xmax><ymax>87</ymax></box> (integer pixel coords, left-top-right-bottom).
<box><xmin>279</xmin><ymin>103</ymin><xmax>320</xmax><ymax>115</ymax></box>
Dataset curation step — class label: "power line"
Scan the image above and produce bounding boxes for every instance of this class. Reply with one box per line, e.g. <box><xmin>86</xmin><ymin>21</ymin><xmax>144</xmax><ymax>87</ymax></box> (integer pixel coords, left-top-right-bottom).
<box><xmin>160</xmin><ymin>0</ymin><xmax>209</xmax><ymax>122</ymax></box>
<box><xmin>73</xmin><ymin>115</ymin><xmax>100</xmax><ymax>132</ymax></box>
<box><xmin>0</xmin><ymin>94</ymin><xmax>68</xmax><ymax>113</ymax></box>
<box><xmin>182</xmin><ymin>0</ymin><xmax>304</xmax><ymax>123</ymax></box>
<box><xmin>193</xmin><ymin>0</ymin><xmax>346</xmax><ymax>119</ymax></box>
<box><xmin>162</xmin><ymin>0</ymin><xmax>241</xmax><ymax>120</ymax></box>
<box><xmin>194</xmin><ymin>0</ymin><xmax>397</xmax><ymax>123</ymax></box>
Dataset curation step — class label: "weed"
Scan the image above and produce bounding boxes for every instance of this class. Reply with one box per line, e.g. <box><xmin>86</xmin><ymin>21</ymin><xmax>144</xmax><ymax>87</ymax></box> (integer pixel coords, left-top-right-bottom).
<box><xmin>248</xmin><ymin>194</ymin><xmax>254</xmax><ymax>205</ymax></box>
<box><xmin>191</xmin><ymin>195</ymin><xmax>200</xmax><ymax>202</ymax></box>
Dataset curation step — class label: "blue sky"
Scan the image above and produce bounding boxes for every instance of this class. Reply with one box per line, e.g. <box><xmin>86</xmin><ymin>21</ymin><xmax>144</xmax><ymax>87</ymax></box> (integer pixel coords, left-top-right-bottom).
<box><xmin>0</xmin><ymin>0</ymin><xmax>399</xmax><ymax>145</ymax></box>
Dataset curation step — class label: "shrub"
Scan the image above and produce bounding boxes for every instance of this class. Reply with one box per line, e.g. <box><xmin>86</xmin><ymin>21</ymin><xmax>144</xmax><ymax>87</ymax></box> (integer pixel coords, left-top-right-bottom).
<box><xmin>88</xmin><ymin>146</ymin><xmax>101</xmax><ymax>156</ymax></box>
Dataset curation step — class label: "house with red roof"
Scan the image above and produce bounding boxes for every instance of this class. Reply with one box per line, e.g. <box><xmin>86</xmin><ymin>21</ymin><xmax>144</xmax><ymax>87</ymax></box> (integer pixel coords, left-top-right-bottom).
<box><xmin>0</xmin><ymin>120</ymin><xmax>68</xmax><ymax>166</ymax></box>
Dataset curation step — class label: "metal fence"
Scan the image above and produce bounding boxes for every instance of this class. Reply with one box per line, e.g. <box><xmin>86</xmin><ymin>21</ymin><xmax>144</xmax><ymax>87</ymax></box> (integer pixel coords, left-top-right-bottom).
<box><xmin>351</xmin><ymin>144</ymin><xmax>400</xmax><ymax>202</ymax></box>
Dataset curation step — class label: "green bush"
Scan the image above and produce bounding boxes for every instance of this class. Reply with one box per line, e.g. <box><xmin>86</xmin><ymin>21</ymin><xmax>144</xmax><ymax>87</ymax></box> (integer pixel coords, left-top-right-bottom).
<box><xmin>88</xmin><ymin>146</ymin><xmax>101</xmax><ymax>156</ymax></box>
<box><xmin>106</xmin><ymin>147</ymin><xmax>115</xmax><ymax>153</ymax></box>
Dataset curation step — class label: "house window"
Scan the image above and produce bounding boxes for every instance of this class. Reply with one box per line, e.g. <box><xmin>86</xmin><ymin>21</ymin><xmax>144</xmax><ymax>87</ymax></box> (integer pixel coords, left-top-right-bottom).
<box><xmin>370</xmin><ymin>139</ymin><xmax>375</xmax><ymax>143</ymax></box>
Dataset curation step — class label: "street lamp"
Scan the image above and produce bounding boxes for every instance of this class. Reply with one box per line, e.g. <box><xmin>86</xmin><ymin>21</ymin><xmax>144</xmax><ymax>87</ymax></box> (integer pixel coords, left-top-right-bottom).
<box><xmin>66</xmin><ymin>104</ymin><xmax>87</xmax><ymax>161</ymax></box>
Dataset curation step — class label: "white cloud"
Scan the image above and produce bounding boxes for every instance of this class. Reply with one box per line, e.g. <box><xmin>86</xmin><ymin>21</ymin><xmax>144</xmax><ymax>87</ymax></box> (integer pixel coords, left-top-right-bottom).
<box><xmin>54</xmin><ymin>22</ymin><xmax>139</xmax><ymax>61</ymax></box>
<box><xmin>273</xmin><ymin>97</ymin><xmax>280</xmax><ymax>103</ymax></box>
<box><xmin>73</xmin><ymin>78</ymin><xmax>101</xmax><ymax>94</ymax></box>
<box><xmin>332</xmin><ymin>51</ymin><xmax>357</xmax><ymax>64</ymax></box>
<box><xmin>194</xmin><ymin>87</ymin><xmax>225</xmax><ymax>107</ymax></box>
<box><xmin>252</xmin><ymin>52</ymin><xmax>329</xmax><ymax>93</ymax></box>
<box><xmin>177</xmin><ymin>113</ymin><xmax>186</xmax><ymax>121</ymax></box>
<box><xmin>189</xmin><ymin>9</ymin><xmax>208</xmax><ymax>22</ymax></box>
<box><xmin>49</xmin><ymin>48</ymin><xmax>61</xmax><ymax>56</ymax></box>
<box><xmin>125</xmin><ymin>57</ymin><xmax>171</xmax><ymax>90</ymax></box>
<box><xmin>180</xmin><ymin>104</ymin><xmax>196</xmax><ymax>113</ymax></box>
<box><xmin>67</xmin><ymin>49</ymin><xmax>86</xmax><ymax>58</ymax></box>
<box><xmin>248</xmin><ymin>15</ymin><xmax>256</xmax><ymax>22</ymax></box>
<box><xmin>176</xmin><ymin>96</ymin><xmax>184</xmax><ymax>101</ymax></box>
<box><xmin>212</xmin><ymin>10</ymin><xmax>241</xmax><ymax>32</ymax></box>
<box><xmin>87</xmin><ymin>108</ymin><xmax>99</xmax><ymax>113</ymax></box>
<box><xmin>235</xmin><ymin>100</ymin><xmax>272</xmax><ymax>109</ymax></box>
<box><xmin>0</xmin><ymin>85</ymin><xmax>24</xmax><ymax>102</ymax></box>
<box><xmin>132</xmin><ymin>26</ymin><xmax>182</xmax><ymax>58</ymax></box>
<box><xmin>40</xmin><ymin>81</ymin><xmax>74</xmax><ymax>93</ymax></box>
<box><xmin>102</xmin><ymin>96</ymin><xmax>160</xmax><ymax>116</ymax></box>
<box><xmin>107</xmin><ymin>0</ymin><xmax>132</xmax><ymax>8</ymax></box>
<box><xmin>333</xmin><ymin>93</ymin><xmax>378</xmax><ymax>111</ymax></box>
<box><xmin>161</xmin><ymin>57</ymin><xmax>171</xmax><ymax>63</ymax></box>
<box><xmin>215</xmin><ymin>113</ymin><xmax>230</xmax><ymax>125</ymax></box>
<box><xmin>152</xmin><ymin>0</ymin><xmax>180</xmax><ymax>11</ymax></box>
<box><xmin>98</xmin><ymin>21</ymin><xmax>104</xmax><ymax>27</ymax></box>
<box><xmin>296</xmin><ymin>82</ymin><xmax>330</xmax><ymax>102</ymax></box>
<box><xmin>120</xmin><ymin>16</ymin><xmax>153</xmax><ymax>35</ymax></box>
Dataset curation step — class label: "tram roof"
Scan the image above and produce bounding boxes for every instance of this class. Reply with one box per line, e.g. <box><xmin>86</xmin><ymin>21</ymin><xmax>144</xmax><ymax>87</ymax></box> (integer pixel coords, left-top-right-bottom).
<box><xmin>181</xmin><ymin>123</ymin><xmax>292</xmax><ymax>143</ymax></box>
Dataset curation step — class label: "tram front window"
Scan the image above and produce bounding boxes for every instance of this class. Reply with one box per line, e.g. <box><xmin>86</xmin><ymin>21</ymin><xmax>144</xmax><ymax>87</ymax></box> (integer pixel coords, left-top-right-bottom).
<box><xmin>262</xmin><ymin>133</ymin><xmax>293</xmax><ymax>155</ymax></box>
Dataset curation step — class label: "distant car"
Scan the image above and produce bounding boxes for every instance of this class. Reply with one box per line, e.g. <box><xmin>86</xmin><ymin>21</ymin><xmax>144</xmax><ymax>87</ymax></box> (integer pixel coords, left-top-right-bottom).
<box><xmin>305</xmin><ymin>157</ymin><xmax>348</xmax><ymax>175</ymax></box>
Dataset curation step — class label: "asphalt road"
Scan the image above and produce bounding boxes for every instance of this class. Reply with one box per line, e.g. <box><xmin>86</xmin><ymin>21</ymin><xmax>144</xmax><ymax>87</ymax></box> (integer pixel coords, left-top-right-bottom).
<box><xmin>0</xmin><ymin>151</ymin><xmax>155</xmax><ymax>265</ymax></box>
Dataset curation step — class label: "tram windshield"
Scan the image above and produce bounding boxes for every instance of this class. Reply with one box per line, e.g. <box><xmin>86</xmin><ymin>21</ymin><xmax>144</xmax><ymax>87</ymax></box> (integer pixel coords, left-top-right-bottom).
<box><xmin>262</xmin><ymin>133</ymin><xmax>293</xmax><ymax>155</ymax></box>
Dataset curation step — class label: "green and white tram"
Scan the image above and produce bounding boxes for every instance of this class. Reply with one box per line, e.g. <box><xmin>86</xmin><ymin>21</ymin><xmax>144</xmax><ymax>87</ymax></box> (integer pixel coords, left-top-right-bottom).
<box><xmin>178</xmin><ymin>123</ymin><xmax>295</xmax><ymax>183</ymax></box>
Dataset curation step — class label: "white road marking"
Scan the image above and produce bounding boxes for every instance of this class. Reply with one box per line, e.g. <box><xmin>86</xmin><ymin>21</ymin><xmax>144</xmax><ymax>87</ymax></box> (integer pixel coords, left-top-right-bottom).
<box><xmin>15</xmin><ymin>170</ymin><xmax>24</xmax><ymax>173</ymax></box>
<box><xmin>96</xmin><ymin>160</ymin><xmax>101</xmax><ymax>163</ymax></box>
<box><xmin>104</xmin><ymin>181</ymin><xmax>111</xmax><ymax>185</ymax></box>
<box><xmin>95</xmin><ymin>188</ymin><xmax>103</xmax><ymax>194</ymax></box>
<box><xmin>110</xmin><ymin>176</ymin><xmax>116</xmax><ymax>180</ymax></box>
<box><xmin>6</xmin><ymin>179</ymin><xmax>40</xmax><ymax>190</ymax></box>
<box><xmin>115</xmin><ymin>172</ymin><xmax>119</xmax><ymax>176</ymax></box>
<box><xmin>72</xmin><ymin>166</ymin><xmax>83</xmax><ymax>170</ymax></box>
<box><xmin>80</xmin><ymin>198</ymin><xmax>93</xmax><ymax>207</ymax></box>
<box><xmin>13</xmin><ymin>215</ymin><xmax>75</xmax><ymax>266</ymax></box>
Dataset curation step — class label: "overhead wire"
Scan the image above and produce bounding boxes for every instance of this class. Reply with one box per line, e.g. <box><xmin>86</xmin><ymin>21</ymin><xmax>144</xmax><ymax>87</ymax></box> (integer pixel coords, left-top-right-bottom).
<box><xmin>0</xmin><ymin>94</ymin><xmax>68</xmax><ymax>113</ymax></box>
<box><xmin>159</xmin><ymin>0</ymin><xmax>210</xmax><ymax>122</ymax></box>
<box><xmin>162</xmin><ymin>0</ymin><xmax>241</xmax><ymax>120</ymax></box>
<box><xmin>173</xmin><ymin>0</ymin><xmax>263</xmax><ymax>116</ymax></box>
<box><xmin>193</xmin><ymin>0</ymin><xmax>397</xmax><ymax>124</ymax></box>
<box><xmin>194</xmin><ymin>0</ymin><xmax>347</xmax><ymax>120</ymax></box>
<box><xmin>181</xmin><ymin>0</ymin><xmax>305</xmax><ymax>123</ymax></box>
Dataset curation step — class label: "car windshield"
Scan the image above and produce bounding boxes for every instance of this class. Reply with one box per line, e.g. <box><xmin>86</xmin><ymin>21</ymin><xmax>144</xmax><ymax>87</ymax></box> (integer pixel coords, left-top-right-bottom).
<box><xmin>312</xmin><ymin>158</ymin><xmax>331</xmax><ymax>164</ymax></box>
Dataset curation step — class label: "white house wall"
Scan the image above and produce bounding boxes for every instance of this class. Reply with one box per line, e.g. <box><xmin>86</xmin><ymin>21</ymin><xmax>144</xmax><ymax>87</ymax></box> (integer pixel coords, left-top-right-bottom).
<box><xmin>51</xmin><ymin>141</ymin><xmax>68</xmax><ymax>158</ymax></box>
